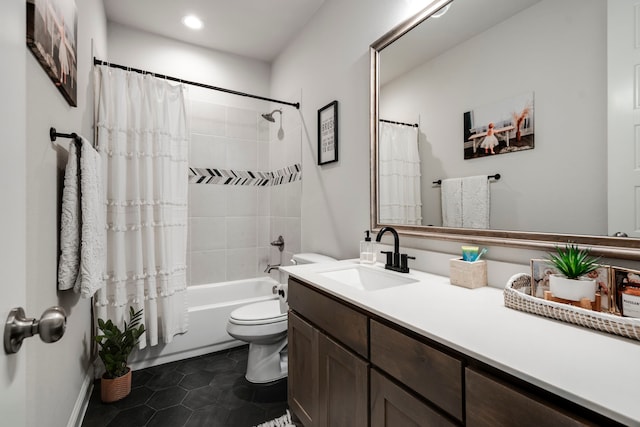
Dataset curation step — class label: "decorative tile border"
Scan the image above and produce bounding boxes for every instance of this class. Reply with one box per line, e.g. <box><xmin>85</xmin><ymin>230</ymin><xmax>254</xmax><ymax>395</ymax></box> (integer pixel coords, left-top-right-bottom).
<box><xmin>189</xmin><ymin>163</ymin><xmax>301</xmax><ymax>186</ymax></box>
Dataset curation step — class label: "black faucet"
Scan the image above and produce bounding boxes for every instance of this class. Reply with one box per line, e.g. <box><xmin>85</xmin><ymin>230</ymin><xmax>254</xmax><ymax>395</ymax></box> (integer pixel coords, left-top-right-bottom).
<box><xmin>375</xmin><ymin>226</ymin><xmax>414</xmax><ymax>273</ymax></box>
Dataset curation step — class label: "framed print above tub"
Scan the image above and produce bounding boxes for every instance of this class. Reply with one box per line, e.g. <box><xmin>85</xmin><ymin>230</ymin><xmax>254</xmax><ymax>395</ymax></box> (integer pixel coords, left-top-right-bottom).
<box><xmin>318</xmin><ymin>100</ymin><xmax>338</xmax><ymax>165</ymax></box>
<box><xmin>26</xmin><ymin>0</ymin><xmax>78</xmax><ymax>107</ymax></box>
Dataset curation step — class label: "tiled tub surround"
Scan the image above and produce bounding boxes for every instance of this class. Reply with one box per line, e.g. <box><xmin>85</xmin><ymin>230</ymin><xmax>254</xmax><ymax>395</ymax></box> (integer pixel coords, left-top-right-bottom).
<box><xmin>282</xmin><ymin>259</ymin><xmax>640</xmax><ymax>425</ymax></box>
<box><xmin>188</xmin><ymin>98</ymin><xmax>302</xmax><ymax>286</ymax></box>
<box><xmin>189</xmin><ymin>164</ymin><xmax>301</xmax><ymax>186</ymax></box>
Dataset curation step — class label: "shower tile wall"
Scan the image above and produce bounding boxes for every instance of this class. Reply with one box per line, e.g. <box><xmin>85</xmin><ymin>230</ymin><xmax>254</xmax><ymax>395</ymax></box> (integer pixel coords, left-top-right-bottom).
<box><xmin>188</xmin><ymin>99</ymin><xmax>301</xmax><ymax>286</ymax></box>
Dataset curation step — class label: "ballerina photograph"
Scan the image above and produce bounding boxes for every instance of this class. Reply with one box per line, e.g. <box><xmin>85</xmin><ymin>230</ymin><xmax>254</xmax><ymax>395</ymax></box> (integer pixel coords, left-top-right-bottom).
<box><xmin>27</xmin><ymin>0</ymin><xmax>78</xmax><ymax>106</ymax></box>
<box><xmin>463</xmin><ymin>92</ymin><xmax>534</xmax><ymax>160</ymax></box>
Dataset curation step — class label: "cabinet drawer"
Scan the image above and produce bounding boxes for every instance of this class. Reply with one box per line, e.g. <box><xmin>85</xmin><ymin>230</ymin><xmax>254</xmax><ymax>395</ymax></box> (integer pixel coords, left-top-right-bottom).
<box><xmin>371</xmin><ymin>369</ymin><xmax>456</xmax><ymax>427</ymax></box>
<box><xmin>370</xmin><ymin>320</ymin><xmax>463</xmax><ymax>421</ymax></box>
<box><xmin>288</xmin><ymin>278</ymin><xmax>368</xmax><ymax>358</ymax></box>
<box><xmin>466</xmin><ymin>368</ymin><xmax>594</xmax><ymax>427</ymax></box>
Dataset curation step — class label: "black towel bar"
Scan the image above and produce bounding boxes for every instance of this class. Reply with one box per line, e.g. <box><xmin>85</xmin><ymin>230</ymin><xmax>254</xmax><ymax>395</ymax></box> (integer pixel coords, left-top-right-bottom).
<box><xmin>433</xmin><ymin>174</ymin><xmax>501</xmax><ymax>186</ymax></box>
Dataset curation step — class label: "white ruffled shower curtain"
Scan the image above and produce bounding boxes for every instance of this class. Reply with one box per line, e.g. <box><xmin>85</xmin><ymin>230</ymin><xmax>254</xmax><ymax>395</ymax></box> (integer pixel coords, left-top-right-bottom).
<box><xmin>378</xmin><ymin>122</ymin><xmax>422</xmax><ymax>225</ymax></box>
<box><xmin>93</xmin><ymin>65</ymin><xmax>189</xmax><ymax>347</ymax></box>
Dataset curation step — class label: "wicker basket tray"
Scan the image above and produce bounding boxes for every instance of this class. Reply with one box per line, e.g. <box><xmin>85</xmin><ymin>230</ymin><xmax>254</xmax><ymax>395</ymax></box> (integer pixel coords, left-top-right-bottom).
<box><xmin>504</xmin><ymin>273</ymin><xmax>640</xmax><ymax>342</ymax></box>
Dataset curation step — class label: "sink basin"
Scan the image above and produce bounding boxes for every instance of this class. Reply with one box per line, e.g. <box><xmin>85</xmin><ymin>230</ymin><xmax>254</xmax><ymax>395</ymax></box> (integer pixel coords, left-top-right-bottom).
<box><xmin>319</xmin><ymin>265</ymin><xmax>418</xmax><ymax>291</ymax></box>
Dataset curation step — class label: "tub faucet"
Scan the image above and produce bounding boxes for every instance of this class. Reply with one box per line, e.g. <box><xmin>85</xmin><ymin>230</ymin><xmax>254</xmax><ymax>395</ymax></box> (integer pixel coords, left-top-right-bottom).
<box><xmin>375</xmin><ymin>226</ymin><xmax>414</xmax><ymax>273</ymax></box>
<box><xmin>265</xmin><ymin>264</ymin><xmax>280</xmax><ymax>273</ymax></box>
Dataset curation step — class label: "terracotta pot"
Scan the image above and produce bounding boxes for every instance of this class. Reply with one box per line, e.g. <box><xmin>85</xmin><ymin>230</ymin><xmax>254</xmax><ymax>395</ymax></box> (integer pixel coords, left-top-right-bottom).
<box><xmin>549</xmin><ymin>274</ymin><xmax>597</xmax><ymax>302</ymax></box>
<box><xmin>100</xmin><ymin>368</ymin><xmax>132</xmax><ymax>403</ymax></box>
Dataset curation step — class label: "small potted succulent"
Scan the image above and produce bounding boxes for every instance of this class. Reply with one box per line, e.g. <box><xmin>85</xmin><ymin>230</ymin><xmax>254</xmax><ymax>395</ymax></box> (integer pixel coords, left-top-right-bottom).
<box><xmin>95</xmin><ymin>306</ymin><xmax>145</xmax><ymax>402</ymax></box>
<box><xmin>546</xmin><ymin>244</ymin><xmax>600</xmax><ymax>302</ymax></box>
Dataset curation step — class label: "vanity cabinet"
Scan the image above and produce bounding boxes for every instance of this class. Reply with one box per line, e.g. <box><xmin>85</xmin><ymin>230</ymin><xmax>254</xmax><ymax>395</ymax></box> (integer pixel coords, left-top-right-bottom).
<box><xmin>288</xmin><ymin>279</ymin><xmax>369</xmax><ymax>427</ymax></box>
<box><xmin>370</xmin><ymin>319</ymin><xmax>463</xmax><ymax>421</ymax></box>
<box><xmin>465</xmin><ymin>368</ymin><xmax>594</xmax><ymax>427</ymax></box>
<box><xmin>288</xmin><ymin>277</ymin><xmax>617</xmax><ymax>427</ymax></box>
<box><xmin>371</xmin><ymin>369</ymin><xmax>456</xmax><ymax>427</ymax></box>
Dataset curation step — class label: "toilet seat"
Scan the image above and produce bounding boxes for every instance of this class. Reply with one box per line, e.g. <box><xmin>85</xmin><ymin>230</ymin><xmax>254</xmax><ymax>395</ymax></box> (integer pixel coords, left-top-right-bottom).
<box><xmin>229</xmin><ymin>300</ymin><xmax>287</xmax><ymax>325</ymax></box>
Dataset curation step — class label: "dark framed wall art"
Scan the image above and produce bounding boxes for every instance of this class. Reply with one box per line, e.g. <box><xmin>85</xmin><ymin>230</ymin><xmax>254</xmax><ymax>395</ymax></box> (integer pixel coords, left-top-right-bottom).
<box><xmin>318</xmin><ymin>100</ymin><xmax>338</xmax><ymax>165</ymax></box>
<box><xmin>27</xmin><ymin>0</ymin><xmax>78</xmax><ymax>107</ymax></box>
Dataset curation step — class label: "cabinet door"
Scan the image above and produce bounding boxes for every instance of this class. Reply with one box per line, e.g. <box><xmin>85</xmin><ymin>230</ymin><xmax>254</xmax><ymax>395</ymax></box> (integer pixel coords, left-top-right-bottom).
<box><xmin>370</xmin><ymin>320</ymin><xmax>463</xmax><ymax>421</ymax></box>
<box><xmin>288</xmin><ymin>312</ymin><xmax>318</xmax><ymax>427</ymax></box>
<box><xmin>317</xmin><ymin>332</ymin><xmax>369</xmax><ymax>427</ymax></box>
<box><xmin>371</xmin><ymin>369</ymin><xmax>456</xmax><ymax>427</ymax></box>
<box><xmin>289</xmin><ymin>278</ymin><xmax>369</xmax><ymax>357</ymax></box>
<box><xmin>466</xmin><ymin>368</ymin><xmax>594</xmax><ymax>427</ymax></box>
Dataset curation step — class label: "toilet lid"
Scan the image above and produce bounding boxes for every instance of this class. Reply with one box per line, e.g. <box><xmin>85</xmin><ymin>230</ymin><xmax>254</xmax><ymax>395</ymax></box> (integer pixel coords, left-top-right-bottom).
<box><xmin>230</xmin><ymin>300</ymin><xmax>286</xmax><ymax>324</ymax></box>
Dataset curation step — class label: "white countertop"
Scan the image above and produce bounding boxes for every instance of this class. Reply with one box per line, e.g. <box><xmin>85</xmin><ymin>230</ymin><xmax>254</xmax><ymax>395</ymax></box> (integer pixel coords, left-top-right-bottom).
<box><xmin>281</xmin><ymin>259</ymin><xmax>640</xmax><ymax>426</ymax></box>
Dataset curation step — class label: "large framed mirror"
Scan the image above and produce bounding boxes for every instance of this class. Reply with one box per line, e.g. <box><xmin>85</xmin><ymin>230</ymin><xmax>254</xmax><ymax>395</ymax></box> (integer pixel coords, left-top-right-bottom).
<box><xmin>370</xmin><ymin>0</ymin><xmax>640</xmax><ymax>259</ymax></box>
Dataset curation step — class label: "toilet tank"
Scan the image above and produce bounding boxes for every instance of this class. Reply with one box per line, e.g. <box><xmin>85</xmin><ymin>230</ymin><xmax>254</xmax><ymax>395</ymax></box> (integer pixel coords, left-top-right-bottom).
<box><xmin>291</xmin><ymin>253</ymin><xmax>337</xmax><ymax>265</ymax></box>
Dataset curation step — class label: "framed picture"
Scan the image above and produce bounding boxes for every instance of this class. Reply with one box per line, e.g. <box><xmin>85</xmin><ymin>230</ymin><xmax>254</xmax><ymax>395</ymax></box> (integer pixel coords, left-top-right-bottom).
<box><xmin>27</xmin><ymin>0</ymin><xmax>78</xmax><ymax>107</ymax></box>
<box><xmin>530</xmin><ymin>259</ymin><xmax>558</xmax><ymax>299</ymax></box>
<box><xmin>463</xmin><ymin>92</ymin><xmax>534</xmax><ymax>160</ymax></box>
<box><xmin>531</xmin><ymin>259</ymin><xmax>613</xmax><ymax>312</ymax></box>
<box><xmin>318</xmin><ymin>100</ymin><xmax>338</xmax><ymax>165</ymax></box>
<box><xmin>612</xmin><ymin>266</ymin><xmax>640</xmax><ymax>318</ymax></box>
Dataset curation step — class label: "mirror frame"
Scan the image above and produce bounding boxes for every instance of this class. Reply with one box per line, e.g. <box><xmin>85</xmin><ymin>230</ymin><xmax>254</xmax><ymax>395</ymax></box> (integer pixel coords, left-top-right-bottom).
<box><xmin>370</xmin><ymin>0</ymin><xmax>640</xmax><ymax>260</ymax></box>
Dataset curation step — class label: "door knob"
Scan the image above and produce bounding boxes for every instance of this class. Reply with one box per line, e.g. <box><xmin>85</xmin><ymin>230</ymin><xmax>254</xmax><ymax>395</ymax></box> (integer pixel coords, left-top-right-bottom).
<box><xmin>4</xmin><ymin>306</ymin><xmax>67</xmax><ymax>354</ymax></box>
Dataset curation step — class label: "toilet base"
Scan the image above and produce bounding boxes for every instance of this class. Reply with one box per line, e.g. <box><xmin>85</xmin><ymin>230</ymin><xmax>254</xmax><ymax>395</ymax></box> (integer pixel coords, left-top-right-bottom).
<box><xmin>245</xmin><ymin>339</ymin><xmax>288</xmax><ymax>384</ymax></box>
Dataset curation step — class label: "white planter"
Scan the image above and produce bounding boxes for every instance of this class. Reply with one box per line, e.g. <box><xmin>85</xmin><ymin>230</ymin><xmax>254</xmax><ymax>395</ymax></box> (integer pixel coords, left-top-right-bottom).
<box><xmin>549</xmin><ymin>274</ymin><xmax>597</xmax><ymax>302</ymax></box>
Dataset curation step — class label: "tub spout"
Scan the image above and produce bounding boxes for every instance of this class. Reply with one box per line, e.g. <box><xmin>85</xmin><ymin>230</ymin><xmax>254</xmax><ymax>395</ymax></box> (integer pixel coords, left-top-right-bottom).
<box><xmin>265</xmin><ymin>264</ymin><xmax>280</xmax><ymax>273</ymax></box>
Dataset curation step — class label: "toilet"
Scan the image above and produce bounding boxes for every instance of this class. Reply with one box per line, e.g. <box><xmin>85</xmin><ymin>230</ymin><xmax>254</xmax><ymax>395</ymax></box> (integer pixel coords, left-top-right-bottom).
<box><xmin>226</xmin><ymin>252</ymin><xmax>337</xmax><ymax>383</ymax></box>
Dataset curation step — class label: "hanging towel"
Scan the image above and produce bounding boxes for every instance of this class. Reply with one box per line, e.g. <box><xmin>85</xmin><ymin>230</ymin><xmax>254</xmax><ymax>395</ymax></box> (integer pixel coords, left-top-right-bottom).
<box><xmin>58</xmin><ymin>142</ymin><xmax>80</xmax><ymax>290</ymax></box>
<box><xmin>441</xmin><ymin>178</ymin><xmax>462</xmax><ymax>227</ymax></box>
<box><xmin>461</xmin><ymin>175</ymin><xmax>490</xmax><ymax>229</ymax></box>
<box><xmin>58</xmin><ymin>137</ymin><xmax>106</xmax><ymax>297</ymax></box>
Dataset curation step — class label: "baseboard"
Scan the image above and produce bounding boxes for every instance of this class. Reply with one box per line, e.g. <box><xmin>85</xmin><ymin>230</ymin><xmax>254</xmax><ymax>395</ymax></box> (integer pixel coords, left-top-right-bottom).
<box><xmin>67</xmin><ymin>369</ymin><xmax>94</xmax><ymax>427</ymax></box>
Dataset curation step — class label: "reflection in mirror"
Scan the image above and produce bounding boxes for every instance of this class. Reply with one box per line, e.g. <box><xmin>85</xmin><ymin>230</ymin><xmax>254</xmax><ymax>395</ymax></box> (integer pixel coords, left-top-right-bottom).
<box><xmin>370</xmin><ymin>0</ymin><xmax>640</xmax><ymax>258</ymax></box>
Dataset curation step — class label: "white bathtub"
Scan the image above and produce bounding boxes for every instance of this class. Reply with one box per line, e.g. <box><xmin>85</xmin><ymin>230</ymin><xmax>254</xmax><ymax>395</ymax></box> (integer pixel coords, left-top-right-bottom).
<box><xmin>130</xmin><ymin>276</ymin><xmax>279</xmax><ymax>370</ymax></box>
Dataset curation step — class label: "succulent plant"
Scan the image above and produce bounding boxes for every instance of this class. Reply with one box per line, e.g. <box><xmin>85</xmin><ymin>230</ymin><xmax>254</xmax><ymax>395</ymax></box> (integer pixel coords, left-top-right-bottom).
<box><xmin>547</xmin><ymin>244</ymin><xmax>600</xmax><ymax>280</ymax></box>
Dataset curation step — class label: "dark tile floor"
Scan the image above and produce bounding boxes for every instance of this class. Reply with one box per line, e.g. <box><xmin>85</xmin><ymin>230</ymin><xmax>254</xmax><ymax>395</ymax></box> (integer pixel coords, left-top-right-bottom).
<box><xmin>82</xmin><ymin>345</ymin><xmax>292</xmax><ymax>427</ymax></box>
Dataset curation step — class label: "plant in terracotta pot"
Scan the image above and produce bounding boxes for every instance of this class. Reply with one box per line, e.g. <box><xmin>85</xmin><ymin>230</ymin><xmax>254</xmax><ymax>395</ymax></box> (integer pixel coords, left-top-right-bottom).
<box><xmin>95</xmin><ymin>306</ymin><xmax>145</xmax><ymax>402</ymax></box>
<box><xmin>547</xmin><ymin>244</ymin><xmax>600</xmax><ymax>302</ymax></box>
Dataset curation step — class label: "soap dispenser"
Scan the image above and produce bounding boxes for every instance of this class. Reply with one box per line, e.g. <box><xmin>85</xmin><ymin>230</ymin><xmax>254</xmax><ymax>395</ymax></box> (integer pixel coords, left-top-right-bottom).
<box><xmin>360</xmin><ymin>230</ymin><xmax>376</xmax><ymax>264</ymax></box>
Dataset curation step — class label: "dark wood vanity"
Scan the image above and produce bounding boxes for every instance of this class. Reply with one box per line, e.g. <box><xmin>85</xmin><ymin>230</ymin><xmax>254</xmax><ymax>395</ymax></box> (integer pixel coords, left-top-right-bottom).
<box><xmin>287</xmin><ymin>276</ymin><xmax>622</xmax><ymax>427</ymax></box>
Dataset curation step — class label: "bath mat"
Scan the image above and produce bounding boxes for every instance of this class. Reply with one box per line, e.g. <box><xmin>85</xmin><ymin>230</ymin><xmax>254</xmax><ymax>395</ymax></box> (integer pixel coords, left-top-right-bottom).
<box><xmin>254</xmin><ymin>409</ymin><xmax>294</xmax><ymax>427</ymax></box>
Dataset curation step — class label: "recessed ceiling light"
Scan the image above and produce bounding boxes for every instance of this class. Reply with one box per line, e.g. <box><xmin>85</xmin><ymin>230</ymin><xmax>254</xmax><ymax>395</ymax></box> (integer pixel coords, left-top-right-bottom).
<box><xmin>182</xmin><ymin>15</ymin><xmax>203</xmax><ymax>30</ymax></box>
<box><xmin>431</xmin><ymin>4</ymin><xmax>451</xmax><ymax>18</ymax></box>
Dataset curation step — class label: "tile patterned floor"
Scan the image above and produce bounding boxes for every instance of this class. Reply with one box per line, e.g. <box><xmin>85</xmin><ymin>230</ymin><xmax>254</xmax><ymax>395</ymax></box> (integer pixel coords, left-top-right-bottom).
<box><xmin>81</xmin><ymin>345</ymin><xmax>292</xmax><ymax>427</ymax></box>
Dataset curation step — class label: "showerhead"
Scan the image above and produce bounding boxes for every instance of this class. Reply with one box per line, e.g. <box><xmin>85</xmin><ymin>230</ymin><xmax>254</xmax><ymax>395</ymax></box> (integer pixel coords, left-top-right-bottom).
<box><xmin>261</xmin><ymin>109</ymin><xmax>282</xmax><ymax>122</ymax></box>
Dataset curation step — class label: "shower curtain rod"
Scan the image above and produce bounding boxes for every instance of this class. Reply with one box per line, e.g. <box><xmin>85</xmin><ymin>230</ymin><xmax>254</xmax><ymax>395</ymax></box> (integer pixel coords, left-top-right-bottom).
<box><xmin>93</xmin><ymin>57</ymin><xmax>300</xmax><ymax>109</ymax></box>
<box><xmin>380</xmin><ymin>118</ymin><xmax>419</xmax><ymax>127</ymax></box>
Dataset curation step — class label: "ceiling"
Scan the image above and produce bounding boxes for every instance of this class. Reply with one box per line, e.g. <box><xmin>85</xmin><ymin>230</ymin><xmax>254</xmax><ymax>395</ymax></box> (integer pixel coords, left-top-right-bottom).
<box><xmin>103</xmin><ymin>0</ymin><xmax>326</xmax><ymax>62</ymax></box>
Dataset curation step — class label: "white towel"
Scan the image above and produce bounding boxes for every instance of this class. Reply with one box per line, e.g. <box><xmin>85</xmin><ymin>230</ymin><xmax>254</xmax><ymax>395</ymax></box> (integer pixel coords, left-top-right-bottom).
<box><xmin>58</xmin><ymin>137</ymin><xmax>106</xmax><ymax>297</ymax></box>
<box><xmin>58</xmin><ymin>142</ymin><xmax>80</xmax><ymax>290</ymax></box>
<box><xmin>441</xmin><ymin>178</ymin><xmax>462</xmax><ymax>227</ymax></box>
<box><xmin>461</xmin><ymin>175</ymin><xmax>490</xmax><ymax>229</ymax></box>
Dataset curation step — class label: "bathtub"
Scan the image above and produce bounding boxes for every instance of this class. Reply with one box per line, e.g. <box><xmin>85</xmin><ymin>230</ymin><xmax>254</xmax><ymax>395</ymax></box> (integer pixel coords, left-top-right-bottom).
<box><xmin>130</xmin><ymin>276</ymin><xmax>279</xmax><ymax>370</ymax></box>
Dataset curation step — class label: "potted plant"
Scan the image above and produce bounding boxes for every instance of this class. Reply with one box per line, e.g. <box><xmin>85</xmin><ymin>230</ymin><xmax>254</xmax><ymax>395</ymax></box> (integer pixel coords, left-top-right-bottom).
<box><xmin>95</xmin><ymin>306</ymin><xmax>145</xmax><ymax>402</ymax></box>
<box><xmin>547</xmin><ymin>244</ymin><xmax>600</xmax><ymax>302</ymax></box>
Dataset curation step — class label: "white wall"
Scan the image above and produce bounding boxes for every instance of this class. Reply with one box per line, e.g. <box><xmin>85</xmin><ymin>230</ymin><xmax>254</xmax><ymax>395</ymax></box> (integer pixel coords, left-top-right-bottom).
<box><xmin>107</xmin><ymin>22</ymin><xmax>272</xmax><ymax>108</ymax></box>
<box><xmin>23</xmin><ymin>1</ymin><xmax>107</xmax><ymax>426</ymax></box>
<box><xmin>381</xmin><ymin>0</ymin><xmax>607</xmax><ymax>235</ymax></box>
<box><xmin>271</xmin><ymin>0</ymin><xmax>419</xmax><ymax>261</ymax></box>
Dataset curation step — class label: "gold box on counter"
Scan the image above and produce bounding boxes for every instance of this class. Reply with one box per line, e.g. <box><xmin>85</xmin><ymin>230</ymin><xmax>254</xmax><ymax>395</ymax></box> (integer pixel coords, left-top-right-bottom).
<box><xmin>449</xmin><ymin>258</ymin><xmax>487</xmax><ymax>289</ymax></box>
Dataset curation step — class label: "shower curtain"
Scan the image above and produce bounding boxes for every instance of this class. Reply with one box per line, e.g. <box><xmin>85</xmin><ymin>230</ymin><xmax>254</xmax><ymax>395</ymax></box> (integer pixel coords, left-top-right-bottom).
<box><xmin>378</xmin><ymin>122</ymin><xmax>422</xmax><ymax>225</ymax></box>
<box><xmin>93</xmin><ymin>65</ymin><xmax>189</xmax><ymax>347</ymax></box>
